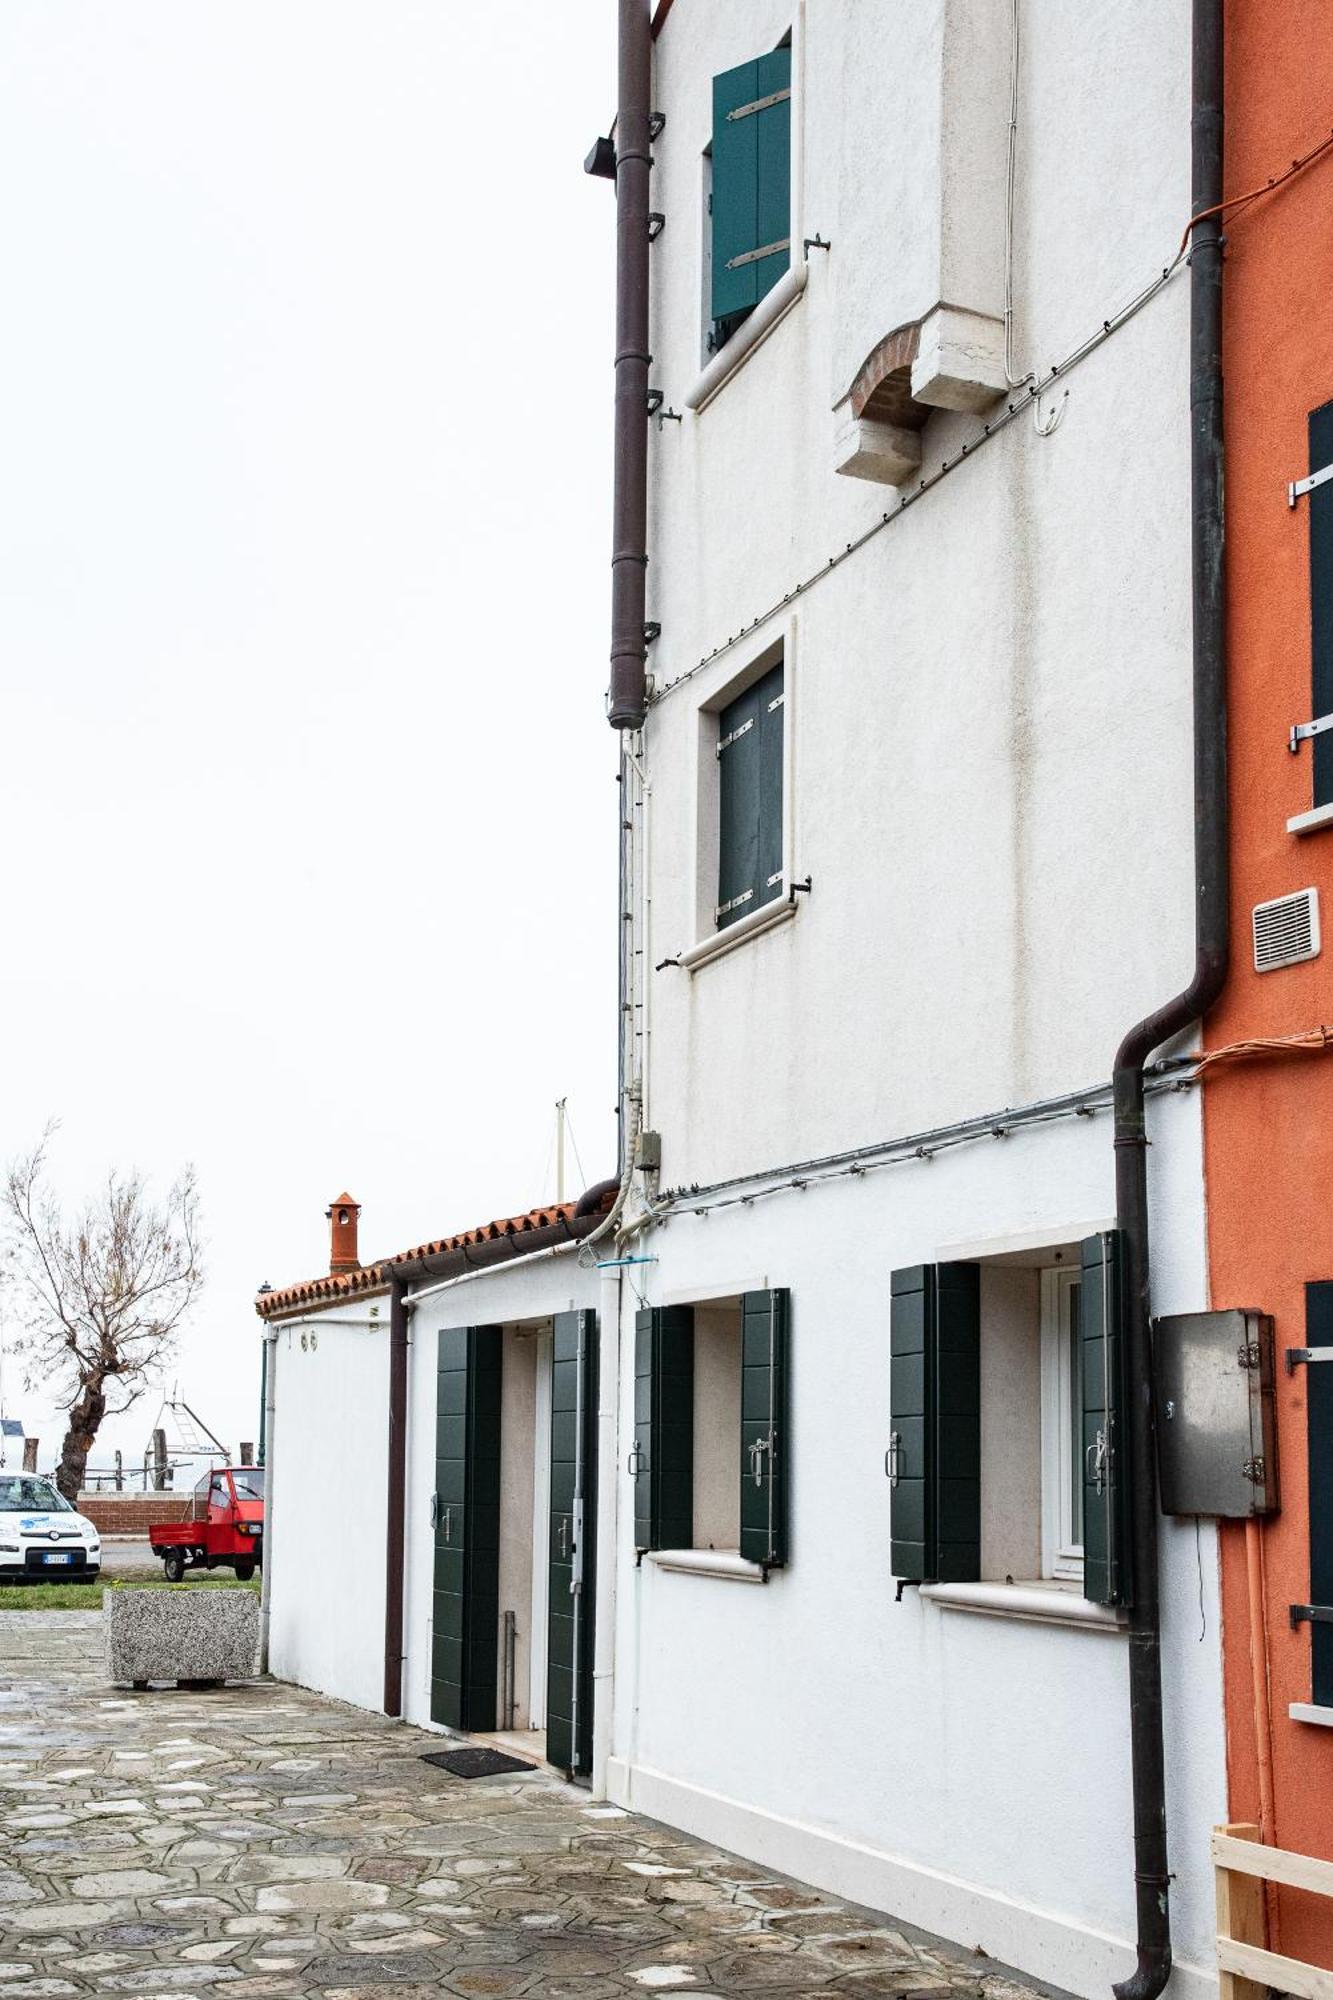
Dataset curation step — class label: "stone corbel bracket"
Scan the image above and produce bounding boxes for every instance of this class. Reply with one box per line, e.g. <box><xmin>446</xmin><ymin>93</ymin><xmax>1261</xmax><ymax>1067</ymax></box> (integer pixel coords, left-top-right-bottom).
<box><xmin>834</xmin><ymin>304</ymin><xmax>1006</xmax><ymax>488</ymax></box>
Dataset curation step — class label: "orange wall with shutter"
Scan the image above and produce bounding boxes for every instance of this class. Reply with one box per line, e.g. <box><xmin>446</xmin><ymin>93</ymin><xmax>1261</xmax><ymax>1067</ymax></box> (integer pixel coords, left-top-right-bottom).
<box><xmin>1207</xmin><ymin>0</ymin><xmax>1333</xmax><ymax>1967</ymax></box>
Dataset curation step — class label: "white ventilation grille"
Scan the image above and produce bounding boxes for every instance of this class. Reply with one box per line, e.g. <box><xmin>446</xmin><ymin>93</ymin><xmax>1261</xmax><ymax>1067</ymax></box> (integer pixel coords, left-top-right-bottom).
<box><xmin>1252</xmin><ymin>887</ymin><xmax>1321</xmax><ymax>972</ymax></box>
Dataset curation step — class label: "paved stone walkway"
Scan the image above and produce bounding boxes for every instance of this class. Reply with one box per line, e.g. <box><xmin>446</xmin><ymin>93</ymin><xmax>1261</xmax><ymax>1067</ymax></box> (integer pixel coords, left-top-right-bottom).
<box><xmin>0</xmin><ymin>1611</ymin><xmax>1048</xmax><ymax>2000</ymax></box>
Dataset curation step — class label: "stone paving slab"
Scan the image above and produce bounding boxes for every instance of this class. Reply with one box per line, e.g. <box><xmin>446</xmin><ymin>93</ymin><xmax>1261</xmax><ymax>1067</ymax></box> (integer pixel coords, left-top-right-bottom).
<box><xmin>0</xmin><ymin>1611</ymin><xmax>1058</xmax><ymax>2000</ymax></box>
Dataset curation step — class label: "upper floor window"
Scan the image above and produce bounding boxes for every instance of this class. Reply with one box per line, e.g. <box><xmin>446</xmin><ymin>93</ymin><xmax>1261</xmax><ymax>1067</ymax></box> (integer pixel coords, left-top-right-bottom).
<box><xmin>708</xmin><ymin>44</ymin><xmax>792</xmax><ymax>354</ymax></box>
<box><xmin>716</xmin><ymin>658</ymin><xmax>784</xmax><ymax>930</ymax></box>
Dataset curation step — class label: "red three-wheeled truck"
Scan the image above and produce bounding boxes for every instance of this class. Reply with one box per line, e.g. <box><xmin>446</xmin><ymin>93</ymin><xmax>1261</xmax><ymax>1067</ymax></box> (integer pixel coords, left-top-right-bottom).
<box><xmin>148</xmin><ymin>1464</ymin><xmax>265</xmax><ymax>1581</ymax></box>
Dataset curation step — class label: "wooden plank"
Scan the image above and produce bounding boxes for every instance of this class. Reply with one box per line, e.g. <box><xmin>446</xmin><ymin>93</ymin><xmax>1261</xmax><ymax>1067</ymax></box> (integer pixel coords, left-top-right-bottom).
<box><xmin>1215</xmin><ymin>1823</ymin><xmax>1267</xmax><ymax>2000</ymax></box>
<box><xmin>1213</xmin><ymin>1829</ymin><xmax>1333</xmax><ymax>1899</ymax></box>
<box><xmin>1217</xmin><ymin>1938</ymin><xmax>1333</xmax><ymax>2000</ymax></box>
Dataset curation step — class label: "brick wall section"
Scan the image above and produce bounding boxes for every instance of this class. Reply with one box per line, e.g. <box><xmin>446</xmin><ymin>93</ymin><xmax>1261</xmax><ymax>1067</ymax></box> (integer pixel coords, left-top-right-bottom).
<box><xmin>79</xmin><ymin>1497</ymin><xmax>193</xmax><ymax>1535</ymax></box>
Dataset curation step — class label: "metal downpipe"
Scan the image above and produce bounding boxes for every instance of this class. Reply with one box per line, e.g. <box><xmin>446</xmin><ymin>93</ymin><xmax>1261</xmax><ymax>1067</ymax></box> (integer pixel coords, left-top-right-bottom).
<box><xmin>608</xmin><ymin>0</ymin><xmax>652</xmax><ymax>729</ymax></box>
<box><xmin>383</xmin><ymin>1277</ymin><xmax>409</xmax><ymax>1718</ymax></box>
<box><xmin>1111</xmin><ymin>5</ymin><xmax>1226</xmax><ymax>1997</ymax></box>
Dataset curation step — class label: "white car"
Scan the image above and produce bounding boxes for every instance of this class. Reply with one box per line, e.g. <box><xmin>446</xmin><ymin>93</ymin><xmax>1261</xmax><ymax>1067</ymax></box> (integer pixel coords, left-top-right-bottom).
<box><xmin>0</xmin><ymin>1474</ymin><xmax>101</xmax><ymax>1582</ymax></box>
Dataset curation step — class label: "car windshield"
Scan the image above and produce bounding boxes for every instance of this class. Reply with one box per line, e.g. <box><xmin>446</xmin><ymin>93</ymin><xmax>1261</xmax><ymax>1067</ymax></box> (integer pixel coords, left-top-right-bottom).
<box><xmin>230</xmin><ymin>1467</ymin><xmax>265</xmax><ymax>1501</ymax></box>
<box><xmin>0</xmin><ymin>1476</ymin><xmax>72</xmax><ymax>1513</ymax></box>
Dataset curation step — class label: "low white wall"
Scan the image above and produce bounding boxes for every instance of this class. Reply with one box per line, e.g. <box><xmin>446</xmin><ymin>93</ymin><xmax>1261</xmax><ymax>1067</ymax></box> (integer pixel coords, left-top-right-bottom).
<box><xmin>267</xmin><ymin>1308</ymin><xmax>389</xmax><ymax>1713</ymax></box>
<box><xmin>610</xmin><ymin>1091</ymin><xmax>1226</xmax><ymax>2000</ymax></box>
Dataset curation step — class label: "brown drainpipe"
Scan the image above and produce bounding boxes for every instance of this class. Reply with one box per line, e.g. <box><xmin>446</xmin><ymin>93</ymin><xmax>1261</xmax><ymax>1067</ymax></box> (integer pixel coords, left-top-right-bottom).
<box><xmin>607</xmin><ymin>0</ymin><xmax>652</xmax><ymax>730</ymax></box>
<box><xmin>383</xmin><ymin>1276</ymin><xmax>408</xmax><ymax>1717</ymax></box>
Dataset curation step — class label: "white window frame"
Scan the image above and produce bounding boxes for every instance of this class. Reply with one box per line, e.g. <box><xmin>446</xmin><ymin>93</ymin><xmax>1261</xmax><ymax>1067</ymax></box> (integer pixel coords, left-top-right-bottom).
<box><xmin>1040</xmin><ymin>1265</ymin><xmax>1084</xmax><ymax>1583</ymax></box>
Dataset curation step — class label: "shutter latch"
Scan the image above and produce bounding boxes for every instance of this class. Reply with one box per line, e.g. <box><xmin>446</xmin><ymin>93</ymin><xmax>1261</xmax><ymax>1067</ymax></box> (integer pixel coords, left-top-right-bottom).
<box><xmin>748</xmin><ymin>1436</ymin><xmax>771</xmax><ymax>1488</ymax></box>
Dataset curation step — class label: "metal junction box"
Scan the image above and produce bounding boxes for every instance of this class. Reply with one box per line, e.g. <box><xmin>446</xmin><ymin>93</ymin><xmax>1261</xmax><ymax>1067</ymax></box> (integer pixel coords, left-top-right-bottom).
<box><xmin>1155</xmin><ymin>1309</ymin><xmax>1279</xmax><ymax>1517</ymax></box>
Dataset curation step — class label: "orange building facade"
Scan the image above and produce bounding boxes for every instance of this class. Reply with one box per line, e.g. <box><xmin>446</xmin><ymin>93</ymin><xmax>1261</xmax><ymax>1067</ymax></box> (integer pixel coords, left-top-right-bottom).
<box><xmin>1208</xmin><ymin>0</ymin><xmax>1333</xmax><ymax>1970</ymax></box>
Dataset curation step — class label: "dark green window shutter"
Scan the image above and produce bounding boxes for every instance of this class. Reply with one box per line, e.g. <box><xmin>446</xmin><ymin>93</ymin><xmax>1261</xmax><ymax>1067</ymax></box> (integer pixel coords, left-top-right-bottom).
<box><xmin>717</xmin><ymin>659</ymin><xmax>784</xmax><ymax>930</ymax></box>
<box><xmin>1306</xmin><ymin>1283</ymin><xmax>1333</xmax><ymax>1706</ymax></box>
<box><xmin>740</xmin><ymin>1288</ymin><xmax>790</xmax><ymax>1568</ymax></box>
<box><xmin>431</xmin><ymin>1325</ymin><xmax>501</xmax><ymax>1732</ymax></box>
<box><xmin>710</xmin><ymin>46</ymin><xmax>792</xmax><ymax>334</ymax></box>
<box><xmin>1309</xmin><ymin>400</ymin><xmax>1333</xmax><ymax>809</ymax></box>
<box><xmin>547</xmin><ymin>1309</ymin><xmax>597</xmax><ymax>1778</ymax></box>
<box><xmin>889</xmin><ymin>1265</ymin><xmax>980</xmax><ymax>1584</ymax></box>
<box><xmin>1080</xmin><ymin>1233</ymin><xmax>1132</xmax><ymax>1608</ymax></box>
<box><xmin>632</xmin><ymin>1306</ymin><xmax>694</xmax><ymax>1553</ymax></box>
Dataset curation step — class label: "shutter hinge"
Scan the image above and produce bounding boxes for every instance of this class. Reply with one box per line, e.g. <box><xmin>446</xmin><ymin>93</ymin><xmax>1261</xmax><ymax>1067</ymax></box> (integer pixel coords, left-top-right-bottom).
<box><xmin>716</xmin><ymin>716</ymin><xmax>754</xmax><ymax>756</ymax></box>
<box><xmin>715</xmin><ymin>888</ymin><xmax>754</xmax><ymax>919</ymax></box>
<box><xmin>725</xmin><ymin>236</ymin><xmax>790</xmax><ymax>272</ymax></box>
<box><xmin>726</xmin><ymin>86</ymin><xmax>792</xmax><ymax>123</ymax></box>
<box><xmin>1288</xmin><ymin>711</ymin><xmax>1333</xmax><ymax>754</ymax></box>
<box><xmin>1288</xmin><ymin>460</ymin><xmax>1333</xmax><ymax>506</ymax></box>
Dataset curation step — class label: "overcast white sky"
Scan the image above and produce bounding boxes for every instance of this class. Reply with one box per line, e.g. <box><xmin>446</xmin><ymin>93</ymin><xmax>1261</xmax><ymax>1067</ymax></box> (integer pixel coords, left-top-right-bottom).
<box><xmin>0</xmin><ymin>4</ymin><xmax>619</xmax><ymax>1476</ymax></box>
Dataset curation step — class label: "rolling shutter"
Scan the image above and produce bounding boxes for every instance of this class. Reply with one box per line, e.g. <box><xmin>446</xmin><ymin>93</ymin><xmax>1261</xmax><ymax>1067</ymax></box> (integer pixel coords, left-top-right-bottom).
<box><xmin>889</xmin><ymin>1265</ymin><xmax>980</xmax><ymax>1584</ymax></box>
<box><xmin>430</xmin><ymin>1325</ymin><xmax>501</xmax><ymax>1732</ymax></box>
<box><xmin>1080</xmin><ymin>1232</ymin><xmax>1132</xmax><ymax>1608</ymax></box>
<box><xmin>710</xmin><ymin>46</ymin><xmax>792</xmax><ymax>333</ymax></box>
<box><xmin>740</xmin><ymin>1288</ymin><xmax>790</xmax><ymax>1568</ymax></box>
<box><xmin>1310</xmin><ymin>400</ymin><xmax>1333</xmax><ymax>809</ymax></box>
<box><xmin>632</xmin><ymin>1306</ymin><xmax>694</xmax><ymax>1553</ymax></box>
<box><xmin>717</xmin><ymin>659</ymin><xmax>784</xmax><ymax>929</ymax></box>
<box><xmin>1306</xmin><ymin>1283</ymin><xmax>1333</xmax><ymax>1706</ymax></box>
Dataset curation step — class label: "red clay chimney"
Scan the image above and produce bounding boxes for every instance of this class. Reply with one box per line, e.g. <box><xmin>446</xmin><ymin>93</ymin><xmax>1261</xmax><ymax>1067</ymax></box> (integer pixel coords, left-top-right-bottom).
<box><xmin>326</xmin><ymin>1192</ymin><xmax>361</xmax><ymax>1274</ymax></box>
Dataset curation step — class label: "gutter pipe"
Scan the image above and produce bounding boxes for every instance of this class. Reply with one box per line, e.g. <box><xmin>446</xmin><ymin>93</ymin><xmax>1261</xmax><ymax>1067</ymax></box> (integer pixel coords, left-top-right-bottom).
<box><xmin>1111</xmin><ymin>7</ymin><xmax>1226</xmax><ymax>1998</ymax></box>
<box><xmin>607</xmin><ymin>0</ymin><xmax>652</xmax><ymax>729</ymax></box>
<box><xmin>383</xmin><ymin>1277</ymin><xmax>408</xmax><ymax>1717</ymax></box>
<box><xmin>258</xmin><ymin>1328</ymin><xmax>278</xmax><ymax>1674</ymax></box>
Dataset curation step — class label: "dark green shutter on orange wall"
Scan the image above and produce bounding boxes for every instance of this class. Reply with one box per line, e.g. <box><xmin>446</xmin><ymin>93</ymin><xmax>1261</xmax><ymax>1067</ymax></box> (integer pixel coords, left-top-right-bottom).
<box><xmin>1309</xmin><ymin>400</ymin><xmax>1333</xmax><ymax>809</ymax></box>
<box><xmin>711</xmin><ymin>47</ymin><xmax>792</xmax><ymax>333</ymax></box>
<box><xmin>889</xmin><ymin>1266</ymin><xmax>979</xmax><ymax>1584</ymax></box>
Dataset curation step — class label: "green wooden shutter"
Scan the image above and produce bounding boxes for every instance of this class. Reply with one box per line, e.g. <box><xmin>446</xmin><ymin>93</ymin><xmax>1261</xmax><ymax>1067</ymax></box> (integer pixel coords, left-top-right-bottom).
<box><xmin>632</xmin><ymin>1307</ymin><xmax>694</xmax><ymax>1553</ymax></box>
<box><xmin>1080</xmin><ymin>1233</ymin><xmax>1132</xmax><ymax>1607</ymax></box>
<box><xmin>717</xmin><ymin>658</ymin><xmax>783</xmax><ymax>930</ymax></box>
<box><xmin>547</xmin><ymin>1310</ymin><xmax>597</xmax><ymax>1778</ymax></box>
<box><xmin>889</xmin><ymin>1265</ymin><xmax>979</xmax><ymax>1584</ymax></box>
<box><xmin>1306</xmin><ymin>1283</ymin><xmax>1333</xmax><ymax>1706</ymax></box>
<box><xmin>1309</xmin><ymin>400</ymin><xmax>1333</xmax><ymax>808</ymax></box>
<box><xmin>740</xmin><ymin>1288</ymin><xmax>790</xmax><ymax>1568</ymax></box>
<box><xmin>431</xmin><ymin>1325</ymin><xmax>501</xmax><ymax>1732</ymax></box>
<box><xmin>710</xmin><ymin>47</ymin><xmax>792</xmax><ymax>333</ymax></box>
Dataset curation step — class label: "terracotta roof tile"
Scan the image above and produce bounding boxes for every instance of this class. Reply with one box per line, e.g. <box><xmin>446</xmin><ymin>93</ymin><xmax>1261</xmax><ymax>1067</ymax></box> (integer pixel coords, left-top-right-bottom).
<box><xmin>255</xmin><ymin>1188</ymin><xmax>614</xmax><ymax>1321</ymax></box>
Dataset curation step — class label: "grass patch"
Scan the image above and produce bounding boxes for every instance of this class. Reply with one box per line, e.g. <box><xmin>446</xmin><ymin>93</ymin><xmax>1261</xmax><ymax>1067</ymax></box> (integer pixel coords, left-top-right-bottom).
<box><xmin>0</xmin><ymin>1571</ymin><xmax>261</xmax><ymax>1611</ymax></box>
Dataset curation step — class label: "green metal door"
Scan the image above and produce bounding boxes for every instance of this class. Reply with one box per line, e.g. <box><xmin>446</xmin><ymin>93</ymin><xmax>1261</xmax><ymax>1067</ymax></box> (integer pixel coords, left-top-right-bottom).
<box><xmin>430</xmin><ymin>1325</ymin><xmax>501</xmax><ymax>1732</ymax></box>
<box><xmin>546</xmin><ymin>1309</ymin><xmax>597</xmax><ymax>1779</ymax></box>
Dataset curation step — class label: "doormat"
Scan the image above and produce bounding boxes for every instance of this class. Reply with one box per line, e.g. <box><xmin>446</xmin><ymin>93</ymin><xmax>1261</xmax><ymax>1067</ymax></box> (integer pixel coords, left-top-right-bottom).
<box><xmin>420</xmin><ymin>1746</ymin><xmax>536</xmax><ymax>1780</ymax></box>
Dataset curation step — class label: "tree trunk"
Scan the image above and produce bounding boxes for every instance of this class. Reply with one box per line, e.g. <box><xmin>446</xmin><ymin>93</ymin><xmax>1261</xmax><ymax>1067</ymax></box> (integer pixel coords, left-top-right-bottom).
<box><xmin>56</xmin><ymin>1377</ymin><xmax>107</xmax><ymax>1504</ymax></box>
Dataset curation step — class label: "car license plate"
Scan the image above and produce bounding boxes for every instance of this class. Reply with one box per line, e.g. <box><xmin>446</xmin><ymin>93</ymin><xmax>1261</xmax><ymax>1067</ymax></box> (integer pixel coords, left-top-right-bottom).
<box><xmin>41</xmin><ymin>1552</ymin><xmax>74</xmax><ymax>1566</ymax></box>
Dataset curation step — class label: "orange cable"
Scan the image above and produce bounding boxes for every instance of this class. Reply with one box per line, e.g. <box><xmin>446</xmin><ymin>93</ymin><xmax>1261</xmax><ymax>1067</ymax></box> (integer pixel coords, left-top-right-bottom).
<box><xmin>1178</xmin><ymin>125</ymin><xmax>1333</xmax><ymax>257</ymax></box>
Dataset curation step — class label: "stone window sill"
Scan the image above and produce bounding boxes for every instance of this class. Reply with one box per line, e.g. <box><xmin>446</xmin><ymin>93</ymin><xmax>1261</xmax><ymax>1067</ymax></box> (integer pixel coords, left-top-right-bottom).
<box><xmin>645</xmin><ymin>1549</ymin><xmax>768</xmax><ymax>1585</ymax></box>
<box><xmin>679</xmin><ymin>894</ymin><xmax>797</xmax><ymax>975</ymax></box>
<box><xmin>685</xmin><ymin>263</ymin><xmax>808</xmax><ymax>416</ymax></box>
<box><xmin>919</xmin><ymin>1579</ymin><xmax>1126</xmax><ymax>1632</ymax></box>
<box><xmin>1288</xmin><ymin>800</ymin><xmax>1333</xmax><ymax>837</ymax></box>
<box><xmin>1290</xmin><ymin>1701</ymin><xmax>1333</xmax><ymax>1728</ymax></box>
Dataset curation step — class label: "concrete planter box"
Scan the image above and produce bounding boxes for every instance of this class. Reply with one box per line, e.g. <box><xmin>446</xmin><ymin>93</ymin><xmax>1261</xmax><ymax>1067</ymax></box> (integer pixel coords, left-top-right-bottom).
<box><xmin>104</xmin><ymin>1587</ymin><xmax>261</xmax><ymax>1688</ymax></box>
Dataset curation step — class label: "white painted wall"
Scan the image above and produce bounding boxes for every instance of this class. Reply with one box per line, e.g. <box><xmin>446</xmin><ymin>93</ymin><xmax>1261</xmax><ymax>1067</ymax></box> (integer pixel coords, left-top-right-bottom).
<box><xmin>618</xmin><ymin>6</ymin><xmax>1223</xmax><ymax>1995</ymax></box>
<box><xmin>610</xmin><ymin>1100</ymin><xmax>1225</xmax><ymax>2000</ymax></box>
<box><xmin>266</xmin><ymin>1305</ymin><xmax>390</xmax><ymax>1712</ymax></box>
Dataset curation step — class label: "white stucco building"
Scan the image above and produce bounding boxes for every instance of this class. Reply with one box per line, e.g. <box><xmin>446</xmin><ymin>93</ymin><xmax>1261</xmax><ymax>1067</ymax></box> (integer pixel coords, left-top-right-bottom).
<box><xmin>260</xmin><ymin>6</ymin><xmax>1228</xmax><ymax>1997</ymax></box>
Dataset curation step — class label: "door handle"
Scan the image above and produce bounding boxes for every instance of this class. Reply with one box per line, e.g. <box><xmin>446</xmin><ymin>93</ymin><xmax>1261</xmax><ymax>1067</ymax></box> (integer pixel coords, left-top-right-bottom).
<box><xmin>626</xmin><ymin>1443</ymin><xmax>646</xmax><ymax>1479</ymax></box>
<box><xmin>885</xmin><ymin>1432</ymin><xmax>901</xmax><ymax>1487</ymax></box>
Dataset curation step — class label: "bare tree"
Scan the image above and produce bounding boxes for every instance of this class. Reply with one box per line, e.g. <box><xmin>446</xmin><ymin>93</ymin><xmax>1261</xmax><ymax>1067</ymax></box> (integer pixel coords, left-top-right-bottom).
<box><xmin>3</xmin><ymin>1127</ymin><xmax>203</xmax><ymax>1501</ymax></box>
